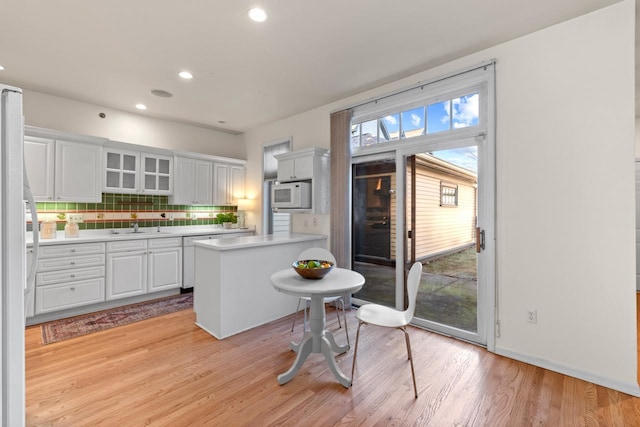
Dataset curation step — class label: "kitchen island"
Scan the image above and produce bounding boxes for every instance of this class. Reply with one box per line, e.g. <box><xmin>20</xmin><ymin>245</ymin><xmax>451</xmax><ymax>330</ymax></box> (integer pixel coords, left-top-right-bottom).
<box><xmin>193</xmin><ymin>233</ymin><xmax>328</xmax><ymax>339</ymax></box>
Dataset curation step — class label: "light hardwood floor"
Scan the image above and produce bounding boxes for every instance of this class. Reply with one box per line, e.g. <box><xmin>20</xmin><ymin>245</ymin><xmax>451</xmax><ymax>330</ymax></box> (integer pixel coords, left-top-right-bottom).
<box><xmin>26</xmin><ymin>305</ymin><xmax>640</xmax><ymax>426</ymax></box>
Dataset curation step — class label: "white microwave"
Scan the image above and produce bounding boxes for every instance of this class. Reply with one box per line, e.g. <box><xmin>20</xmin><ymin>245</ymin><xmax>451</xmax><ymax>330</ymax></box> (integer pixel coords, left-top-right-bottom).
<box><xmin>272</xmin><ymin>182</ymin><xmax>311</xmax><ymax>209</ymax></box>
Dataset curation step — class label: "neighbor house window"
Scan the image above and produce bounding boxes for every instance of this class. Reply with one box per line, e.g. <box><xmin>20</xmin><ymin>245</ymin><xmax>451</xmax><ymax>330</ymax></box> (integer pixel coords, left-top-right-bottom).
<box><xmin>440</xmin><ymin>182</ymin><xmax>458</xmax><ymax>207</ymax></box>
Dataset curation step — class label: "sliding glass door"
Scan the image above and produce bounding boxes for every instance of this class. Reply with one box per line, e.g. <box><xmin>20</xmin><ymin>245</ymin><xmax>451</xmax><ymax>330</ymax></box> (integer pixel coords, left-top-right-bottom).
<box><xmin>404</xmin><ymin>144</ymin><xmax>485</xmax><ymax>344</ymax></box>
<box><xmin>352</xmin><ymin>138</ymin><xmax>491</xmax><ymax>346</ymax></box>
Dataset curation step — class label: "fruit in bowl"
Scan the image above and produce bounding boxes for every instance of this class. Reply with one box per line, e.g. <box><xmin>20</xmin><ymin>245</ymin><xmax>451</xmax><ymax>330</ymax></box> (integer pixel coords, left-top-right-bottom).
<box><xmin>292</xmin><ymin>259</ymin><xmax>334</xmax><ymax>280</ymax></box>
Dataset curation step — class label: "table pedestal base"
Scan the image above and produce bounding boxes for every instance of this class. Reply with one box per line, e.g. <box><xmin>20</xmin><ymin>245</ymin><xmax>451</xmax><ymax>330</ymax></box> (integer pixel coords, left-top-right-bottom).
<box><xmin>278</xmin><ymin>295</ymin><xmax>352</xmax><ymax>388</ymax></box>
<box><xmin>278</xmin><ymin>330</ymin><xmax>351</xmax><ymax>388</ymax></box>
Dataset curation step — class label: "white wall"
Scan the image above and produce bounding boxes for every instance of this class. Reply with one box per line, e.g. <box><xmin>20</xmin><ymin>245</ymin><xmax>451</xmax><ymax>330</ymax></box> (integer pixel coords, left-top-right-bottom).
<box><xmin>244</xmin><ymin>0</ymin><xmax>638</xmax><ymax>394</ymax></box>
<box><xmin>636</xmin><ymin>117</ymin><xmax>640</xmax><ymax>157</ymax></box>
<box><xmin>22</xmin><ymin>90</ymin><xmax>245</xmax><ymax>159</ymax></box>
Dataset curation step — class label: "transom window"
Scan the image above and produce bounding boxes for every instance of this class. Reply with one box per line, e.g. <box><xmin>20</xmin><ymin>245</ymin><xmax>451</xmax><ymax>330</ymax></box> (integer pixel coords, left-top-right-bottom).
<box><xmin>351</xmin><ymin>92</ymin><xmax>479</xmax><ymax>149</ymax></box>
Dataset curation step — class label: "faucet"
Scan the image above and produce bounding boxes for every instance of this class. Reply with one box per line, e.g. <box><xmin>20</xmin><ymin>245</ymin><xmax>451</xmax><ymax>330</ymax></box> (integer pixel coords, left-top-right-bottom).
<box><xmin>131</xmin><ymin>222</ymin><xmax>139</xmax><ymax>233</ymax></box>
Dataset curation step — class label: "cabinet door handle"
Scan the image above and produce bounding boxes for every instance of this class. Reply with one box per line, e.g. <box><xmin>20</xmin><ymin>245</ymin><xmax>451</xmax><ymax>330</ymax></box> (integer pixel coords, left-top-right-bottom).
<box><xmin>70</xmin><ymin>287</ymin><xmax>76</xmax><ymax>291</ymax></box>
<box><xmin>70</xmin><ymin>261</ymin><xmax>75</xmax><ymax>265</ymax></box>
<box><xmin>70</xmin><ymin>274</ymin><xmax>76</xmax><ymax>278</ymax></box>
<box><xmin>70</xmin><ymin>249</ymin><xmax>76</xmax><ymax>252</ymax></box>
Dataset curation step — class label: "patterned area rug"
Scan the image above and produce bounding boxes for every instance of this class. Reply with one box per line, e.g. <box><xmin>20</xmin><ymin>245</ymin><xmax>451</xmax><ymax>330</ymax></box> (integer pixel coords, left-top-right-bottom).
<box><xmin>40</xmin><ymin>293</ymin><xmax>193</xmax><ymax>345</ymax></box>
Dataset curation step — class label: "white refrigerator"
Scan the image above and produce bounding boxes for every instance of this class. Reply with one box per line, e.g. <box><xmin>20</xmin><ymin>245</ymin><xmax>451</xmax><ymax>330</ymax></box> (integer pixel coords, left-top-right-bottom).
<box><xmin>1</xmin><ymin>83</ymin><xmax>38</xmax><ymax>426</ymax></box>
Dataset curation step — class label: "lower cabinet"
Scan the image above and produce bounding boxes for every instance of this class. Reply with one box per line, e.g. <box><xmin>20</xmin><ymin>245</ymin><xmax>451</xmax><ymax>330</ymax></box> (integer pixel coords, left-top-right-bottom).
<box><xmin>28</xmin><ymin>236</ymin><xmax>185</xmax><ymax>319</ymax></box>
<box><xmin>106</xmin><ymin>241</ymin><xmax>148</xmax><ymax>300</ymax></box>
<box><xmin>106</xmin><ymin>237</ymin><xmax>182</xmax><ymax>300</ymax></box>
<box><xmin>34</xmin><ymin>242</ymin><xmax>106</xmax><ymax>315</ymax></box>
<box><xmin>148</xmin><ymin>245</ymin><xmax>182</xmax><ymax>291</ymax></box>
<box><xmin>36</xmin><ymin>278</ymin><xmax>105</xmax><ymax>313</ymax></box>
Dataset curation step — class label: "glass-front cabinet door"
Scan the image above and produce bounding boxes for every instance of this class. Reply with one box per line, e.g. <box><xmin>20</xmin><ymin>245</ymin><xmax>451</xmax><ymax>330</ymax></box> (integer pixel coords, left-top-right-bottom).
<box><xmin>141</xmin><ymin>154</ymin><xmax>172</xmax><ymax>195</ymax></box>
<box><xmin>104</xmin><ymin>149</ymin><xmax>139</xmax><ymax>193</ymax></box>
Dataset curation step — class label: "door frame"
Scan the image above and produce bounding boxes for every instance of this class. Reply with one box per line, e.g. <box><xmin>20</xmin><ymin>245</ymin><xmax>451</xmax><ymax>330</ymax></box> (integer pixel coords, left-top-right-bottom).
<box><xmin>350</xmin><ymin>131</ymin><xmax>496</xmax><ymax>350</ymax></box>
<box><xmin>395</xmin><ymin>135</ymin><xmax>495</xmax><ymax>348</ymax></box>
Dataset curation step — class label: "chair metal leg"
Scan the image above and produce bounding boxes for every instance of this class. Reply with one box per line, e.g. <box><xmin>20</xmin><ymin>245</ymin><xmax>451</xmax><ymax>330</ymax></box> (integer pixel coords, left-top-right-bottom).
<box><xmin>335</xmin><ymin>300</ymin><xmax>342</xmax><ymax>329</ymax></box>
<box><xmin>401</xmin><ymin>327</ymin><xmax>418</xmax><ymax>398</ymax></box>
<box><xmin>351</xmin><ymin>320</ymin><xmax>363</xmax><ymax>382</ymax></box>
<box><xmin>290</xmin><ymin>298</ymin><xmax>303</xmax><ymax>332</ymax></box>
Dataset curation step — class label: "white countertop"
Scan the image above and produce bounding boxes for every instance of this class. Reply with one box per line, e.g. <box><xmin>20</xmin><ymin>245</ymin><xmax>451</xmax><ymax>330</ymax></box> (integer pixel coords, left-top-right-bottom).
<box><xmin>193</xmin><ymin>233</ymin><xmax>327</xmax><ymax>251</ymax></box>
<box><xmin>26</xmin><ymin>225</ymin><xmax>255</xmax><ymax>246</ymax></box>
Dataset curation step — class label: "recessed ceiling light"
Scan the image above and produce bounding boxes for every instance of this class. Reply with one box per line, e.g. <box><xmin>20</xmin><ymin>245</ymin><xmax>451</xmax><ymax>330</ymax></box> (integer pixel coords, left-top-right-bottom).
<box><xmin>178</xmin><ymin>71</ymin><xmax>193</xmax><ymax>79</ymax></box>
<box><xmin>0</xmin><ymin>65</ymin><xmax>4</xmax><ymax>71</ymax></box>
<box><xmin>151</xmin><ymin>89</ymin><xmax>173</xmax><ymax>98</ymax></box>
<box><xmin>218</xmin><ymin>120</ymin><xmax>227</xmax><ymax>124</ymax></box>
<box><xmin>248</xmin><ymin>7</ymin><xmax>267</xmax><ymax>22</ymax></box>
<box><xmin>135</xmin><ymin>103</ymin><xmax>147</xmax><ymax>110</ymax></box>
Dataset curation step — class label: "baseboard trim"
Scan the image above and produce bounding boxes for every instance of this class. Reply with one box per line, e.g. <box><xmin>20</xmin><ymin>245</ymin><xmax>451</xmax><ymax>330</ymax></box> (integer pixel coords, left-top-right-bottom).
<box><xmin>495</xmin><ymin>346</ymin><xmax>640</xmax><ymax>397</ymax></box>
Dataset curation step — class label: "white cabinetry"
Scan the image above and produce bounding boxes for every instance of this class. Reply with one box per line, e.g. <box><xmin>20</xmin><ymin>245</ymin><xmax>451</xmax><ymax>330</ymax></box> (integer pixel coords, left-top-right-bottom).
<box><xmin>213</xmin><ymin>162</ymin><xmax>245</xmax><ymax>205</ymax></box>
<box><xmin>106</xmin><ymin>237</ymin><xmax>182</xmax><ymax>300</ymax></box>
<box><xmin>103</xmin><ymin>146</ymin><xmax>173</xmax><ymax>195</ymax></box>
<box><xmin>106</xmin><ymin>240</ymin><xmax>148</xmax><ymax>300</ymax></box>
<box><xmin>142</xmin><ymin>153</ymin><xmax>173</xmax><ymax>194</ymax></box>
<box><xmin>170</xmin><ymin>156</ymin><xmax>213</xmax><ymax>205</ymax></box>
<box><xmin>26</xmin><ymin>247</ymin><xmax>35</xmax><ymax>318</ymax></box>
<box><xmin>24</xmin><ymin>134</ymin><xmax>103</xmax><ymax>202</ymax></box>
<box><xmin>104</xmin><ymin>149</ymin><xmax>139</xmax><ymax>193</ymax></box>
<box><xmin>34</xmin><ymin>242</ymin><xmax>106</xmax><ymax>314</ymax></box>
<box><xmin>148</xmin><ymin>238</ymin><xmax>182</xmax><ymax>292</ymax></box>
<box><xmin>277</xmin><ymin>155</ymin><xmax>314</xmax><ymax>181</ymax></box>
<box><xmin>23</xmin><ymin>136</ymin><xmax>54</xmax><ymax>201</ymax></box>
<box><xmin>275</xmin><ymin>148</ymin><xmax>330</xmax><ymax>214</ymax></box>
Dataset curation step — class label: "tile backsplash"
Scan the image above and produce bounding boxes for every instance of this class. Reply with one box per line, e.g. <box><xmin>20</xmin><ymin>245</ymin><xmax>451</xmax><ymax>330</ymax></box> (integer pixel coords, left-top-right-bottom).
<box><xmin>31</xmin><ymin>193</ymin><xmax>237</xmax><ymax>231</ymax></box>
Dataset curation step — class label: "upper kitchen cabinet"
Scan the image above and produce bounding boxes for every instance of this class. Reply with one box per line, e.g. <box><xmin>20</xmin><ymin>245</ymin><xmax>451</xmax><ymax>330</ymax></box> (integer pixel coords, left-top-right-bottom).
<box><xmin>24</xmin><ymin>128</ymin><xmax>104</xmax><ymax>203</ymax></box>
<box><xmin>169</xmin><ymin>156</ymin><xmax>213</xmax><ymax>205</ymax></box>
<box><xmin>104</xmin><ymin>149</ymin><xmax>139</xmax><ymax>193</ymax></box>
<box><xmin>213</xmin><ymin>161</ymin><xmax>245</xmax><ymax>205</ymax></box>
<box><xmin>141</xmin><ymin>153</ymin><xmax>172</xmax><ymax>195</ymax></box>
<box><xmin>24</xmin><ymin>136</ymin><xmax>54</xmax><ymax>201</ymax></box>
<box><xmin>275</xmin><ymin>147</ymin><xmax>330</xmax><ymax>214</ymax></box>
<box><xmin>103</xmin><ymin>143</ymin><xmax>173</xmax><ymax>195</ymax></box>
<box><xmin>277</xmin><ymin>152</ymin><xmax>315</xmax><ymax>182</ymax></box>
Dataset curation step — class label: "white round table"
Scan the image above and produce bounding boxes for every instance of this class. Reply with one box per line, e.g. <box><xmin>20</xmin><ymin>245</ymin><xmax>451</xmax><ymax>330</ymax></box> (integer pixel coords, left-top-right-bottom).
<box><xmin>270</xmin><ymin>267</ymin><xmax>364</xmax><ymax>388</ymax></box>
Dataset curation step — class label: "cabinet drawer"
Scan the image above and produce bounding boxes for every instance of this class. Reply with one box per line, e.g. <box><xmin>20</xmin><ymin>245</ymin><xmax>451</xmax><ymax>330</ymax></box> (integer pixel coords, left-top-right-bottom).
<box><xmin>36</xmin><ymin>266</ymin><xmax>105</xmax><ymax>287</ymax></box>
<box><xmin>37</xmin><ymin>253</ymin><xmax>105</xmax><ymax>272</ymax></box>
<box><xmin>35</xmin><ymin>278</ymin><xmax>105</xmax><ymax>314</ymax></box>
<box><xmin>148</xmin><ymin>237</ymin><xmax>182</xmax><ymax>249</ymax></box>
<box><xmin>107</xmin><ymin>239</ymin><xmax>147</xmax><ymax>252</ymax></box>
<box><xmin>38</xmin><ymin>242</ymin><xmax>105</xmax><ymax>258</ymax></box>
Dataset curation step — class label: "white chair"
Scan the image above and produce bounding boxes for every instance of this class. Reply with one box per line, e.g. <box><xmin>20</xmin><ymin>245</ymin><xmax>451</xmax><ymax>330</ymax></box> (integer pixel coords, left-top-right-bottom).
<box><xmin>351</xmin><ymin>261</ymin><xmax>422</xmax><ymax>398</ymax></box>
<box><xmin>290</xmin><ymin>248</ymin><xmax>349</xmax><ymax>346</ymax></box>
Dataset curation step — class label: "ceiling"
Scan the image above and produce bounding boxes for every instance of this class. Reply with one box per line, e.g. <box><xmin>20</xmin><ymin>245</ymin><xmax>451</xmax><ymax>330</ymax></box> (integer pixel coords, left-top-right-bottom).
<box><xmin>0</xmin><ymin>0</ymin><xmax>629</xmax><ymax>135</ymax></box>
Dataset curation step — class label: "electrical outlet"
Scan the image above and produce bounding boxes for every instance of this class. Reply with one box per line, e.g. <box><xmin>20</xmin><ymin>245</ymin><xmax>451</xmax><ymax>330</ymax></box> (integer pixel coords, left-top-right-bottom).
<box><xmin>526</xmin><ymin>309</ymin><xmax>537</xmax><ymax>324</ymax></box>
<box><xmin>67</xmin><ymin>214</ymin><xmax>84</xmax><ymax>223</ymax></box>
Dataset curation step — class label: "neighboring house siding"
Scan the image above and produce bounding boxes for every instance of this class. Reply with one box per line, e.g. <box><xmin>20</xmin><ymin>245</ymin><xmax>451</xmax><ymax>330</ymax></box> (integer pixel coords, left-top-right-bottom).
<box><xmin>406</xmin><ymin>157</ymin><xmax>477</xmax><ymax>260</ymax></box>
